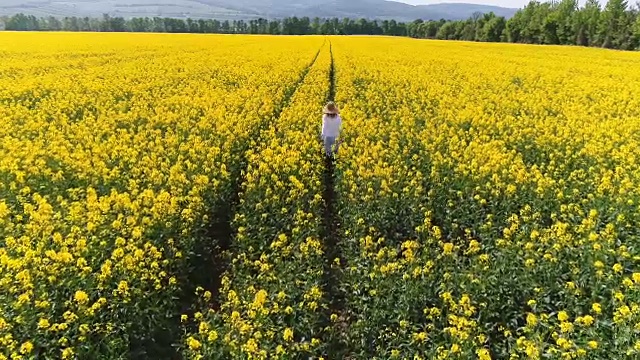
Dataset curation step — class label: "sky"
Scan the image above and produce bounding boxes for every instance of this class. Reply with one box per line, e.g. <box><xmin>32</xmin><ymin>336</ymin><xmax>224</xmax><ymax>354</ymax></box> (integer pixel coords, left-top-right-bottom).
<box><xmin>398</xmin><ymin>0</ymin><xmax>602</xmax><ymax>8</ymax></box>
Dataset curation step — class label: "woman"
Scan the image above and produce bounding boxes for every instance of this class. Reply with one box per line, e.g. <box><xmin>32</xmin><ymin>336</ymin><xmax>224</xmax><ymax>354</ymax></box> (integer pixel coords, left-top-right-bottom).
<box><xmin>321</xmin><ymin>101</ymin><xmax>342</xmax><ymax>158</ymax></box>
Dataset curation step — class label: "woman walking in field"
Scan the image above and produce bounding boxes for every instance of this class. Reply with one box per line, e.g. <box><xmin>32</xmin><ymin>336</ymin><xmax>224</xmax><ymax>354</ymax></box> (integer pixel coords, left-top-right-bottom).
<box><xmin>321</xmin><ymin>101</ymin><xmax>342</xmax><ymax>159</ymax></box>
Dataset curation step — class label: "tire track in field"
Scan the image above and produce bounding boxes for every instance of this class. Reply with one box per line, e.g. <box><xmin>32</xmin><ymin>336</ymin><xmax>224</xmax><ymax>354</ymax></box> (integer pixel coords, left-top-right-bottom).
<box><xmin>320</xmin><ymin>41</ymin><xmax>350</xmax><ymax>359</ymax></box>
<box><xmin>154</xmin><ymin>44</ymin><xmax>326</xmax><ymax>360</ymax></box>
<box><xmin>206</xmin><ymin>41</ymin><xmax>324</xmax><ymax>311</ymax></box>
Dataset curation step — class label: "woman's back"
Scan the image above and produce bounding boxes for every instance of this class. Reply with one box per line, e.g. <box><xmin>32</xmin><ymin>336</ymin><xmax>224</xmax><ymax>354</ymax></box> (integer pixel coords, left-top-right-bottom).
<box><xmin>322</xmin><ymin>113</ymin><xmax>342</xmax><ymax>138</ymax></box>
<box><xmin>321</xmin><ymin>101</ymin><xmax>342</xmax><ymax>158</ymax></box>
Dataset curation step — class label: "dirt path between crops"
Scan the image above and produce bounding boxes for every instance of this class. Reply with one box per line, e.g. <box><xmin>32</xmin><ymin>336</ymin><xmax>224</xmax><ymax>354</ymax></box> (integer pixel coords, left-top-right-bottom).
<box><xmin>320</xmin><ymin>41</ymin><xmax>351</xmax><ymax>358</ymax></box>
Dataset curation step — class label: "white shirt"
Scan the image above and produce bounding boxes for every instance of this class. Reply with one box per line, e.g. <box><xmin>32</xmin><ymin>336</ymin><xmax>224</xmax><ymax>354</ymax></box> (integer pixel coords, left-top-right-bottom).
<box><xmin>321</xmin><ymin>114</ymin><xmax>342</xmax><ymax>138</ymax></box>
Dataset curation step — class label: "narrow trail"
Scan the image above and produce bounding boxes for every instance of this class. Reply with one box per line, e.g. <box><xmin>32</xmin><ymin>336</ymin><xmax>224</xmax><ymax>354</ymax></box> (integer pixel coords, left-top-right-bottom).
<box><xmin>205</xmin><ymin>43</ymin><xmax>325</xmax><ymax>313</ymax></box>
<box><xmin>327</xmin><ymin>42</ymin><xmax>336</xmax><ymax>103</ymax></box>
<box><xmin>208</xmin><ymin>42</ymin><xmax>324</xmax><ymax>311</ymax></box>
<box><xmin>147</xmin><ymin>45</ymin><xmax>325</xmax><ymax>360</ymax></box>
<box><xmin>320</xmin><ymin>41</ymin><xmax>349</xmax><ymax>358</ymax></box>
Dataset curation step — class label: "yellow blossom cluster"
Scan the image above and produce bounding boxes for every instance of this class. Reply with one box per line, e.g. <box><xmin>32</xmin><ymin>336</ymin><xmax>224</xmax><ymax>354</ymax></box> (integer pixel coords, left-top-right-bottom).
<box><xmin>181</xmin><ymin>42</ymin><xmax>331</xmax><ymax>359</ymax></box>
<box><xmin>0</xmin><ymin>32</ymin><xmax>323</xmax><ymax>358</ymax></box>
<box><xmin>332</xmin><ymin>37</ymin><xmax>640</xmax><ymax>358</ymax></box>
<box><xmin>4</xmin><ymin>32</ymin><xmax>640</xmax><ymax>359</ymax></box>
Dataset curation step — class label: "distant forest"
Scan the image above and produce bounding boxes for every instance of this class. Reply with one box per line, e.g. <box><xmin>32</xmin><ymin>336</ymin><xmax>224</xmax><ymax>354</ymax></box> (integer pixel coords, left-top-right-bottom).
<box><xmin>1</xmin><ymin>0</ymin><xmax>639</xmax><ymax>50</ymax></box>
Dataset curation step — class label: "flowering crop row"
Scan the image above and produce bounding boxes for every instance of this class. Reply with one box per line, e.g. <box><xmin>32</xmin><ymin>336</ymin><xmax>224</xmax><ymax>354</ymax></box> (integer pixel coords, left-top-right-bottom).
<box><xmin>0</xmin><ymin>32</ymin><xmax>323</xmax><ymax>359</ymax></box>
<box><xmin>3</xmin><ymin>33</ymin><xmax>640</xmax><ymax>360</ymax></box>
<box><xmin>180</xmin><ymin>42</ymin><xmax>333</xmax><ymax>359</ymax></box>
<box><xmin>332</xmin><ymin>37</ymin><xmax>640</xmax><ymax>359</ymax></box>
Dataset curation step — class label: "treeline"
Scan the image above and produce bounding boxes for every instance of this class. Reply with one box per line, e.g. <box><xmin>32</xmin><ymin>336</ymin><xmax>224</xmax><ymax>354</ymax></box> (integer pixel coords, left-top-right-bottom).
<box><xmin>1</xmin><ymin>0</ymin><xmax>640</xmax><ymax>50</ymax></box>
<box><xmin>0</xmin><ymin>14</ymin><xmax>410</xmax><ymax>36</ymax></box>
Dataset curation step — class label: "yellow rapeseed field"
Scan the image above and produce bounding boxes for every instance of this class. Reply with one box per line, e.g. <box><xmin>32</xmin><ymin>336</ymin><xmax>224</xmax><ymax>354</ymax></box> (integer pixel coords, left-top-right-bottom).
<box><xmin>332</xmin><ymin>37</ymin><xmax>640</xmax><ymax>359</ymax></box>
<box><xmin>0</xmin><ymin>32</ymin><xmax>324</xmax><ymax>359</ymax></box>
<box><xmin>2</xmin><ymin>32</ymin><xmax>640</xmax><ymax>359</ymax></box>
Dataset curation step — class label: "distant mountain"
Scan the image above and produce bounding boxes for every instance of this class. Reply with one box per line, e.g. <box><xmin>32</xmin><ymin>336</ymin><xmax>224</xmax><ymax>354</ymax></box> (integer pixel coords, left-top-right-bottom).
<box><xmin>0</xmin><ymin>0</ymin><xmax>518</xmax><ymax>21</ymax></box>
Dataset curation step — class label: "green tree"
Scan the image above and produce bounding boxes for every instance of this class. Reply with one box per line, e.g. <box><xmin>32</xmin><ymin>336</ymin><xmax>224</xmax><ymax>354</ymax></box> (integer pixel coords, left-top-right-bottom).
<box><xmin>311</xmin><ymin>17</ymin><xmax>321</xmax><ymax>34</ymax></box>
<box><xmin>542</xmin><ymin>8</ymin><xmax>560</xmax><ymax>44</ymax></box>
<box><xmin>459</xmin><ymin>19</ymin><xmax>476</xmax><ymax>40</ymax></box>
<box><xmin>426</xmin><ymin>20</ymin><xmax>445</xmax><ymax>38</ymax></box>
<box><xmin>506</xmin><ymin>8</ymin><xmax>525</xmax><ymax>42</ymax></box>
<box><xmin>555</xmin><ymin>0</ymin><xmax>578</xmax><ymax>45</ymax></box>
<box><xmin>436</xmin><ymin>21</ymin><xmax>457</xmax><ymax>40</ymax></box>
<box><xmin>599</xmin><ymin>0</ymin><xmax>629</xmax><ymax>48</ymax></box>
<box><xmin>506</xmin><ymin>1</ymin><xmax>550</xmax><ymax>44</ymax></box>
<box><xmin>269</xmin><ymin>20</ymin><xmax>280</xmax><ymax>34</ymax></box>
<box><xmin>480</xmin><ymin>15</ymin><xmax>507</xmax><ymax>42</ymax></box>
<box><xmin>221</xmin><ymin>20</ymin><xmax>230</xmax><ymax>33</ymax></box>
<box><xmin>634</xmin><ymin>8</ymin><xmax>640</xmax><ymax>48</ymax></box>
<box><xmin>527</xmin><ymin>2</ymin><xmax>553</xmax><ymax>44</ymax></box>
<box><xmin>6</xmin><ymin>14</ymin><xmax>39</xmax><ymax>31</ymax></box>
<box><xmin>406</xmin><ymin>19</ymin><xmax>422</xmax><ymax>38</ymax></box>
<box><xmin>44</xmin><ymin>16</ymin><xmax>62</xmax><ymax>31</ymax></box>
<box><xmin>578</xmin><ymin>0</ymin><xmax>602</xmax><ymax>45</ymax></box>
<box><xmin>79</xmin><ymin>17</ymin><xmax>92</xmax><ymax>31</ymax></box>
<box><xmin>62</xmin><ymin>16</ymin><xmax>80</xmax><ymax>31</ymax></box>
<box><xmin>257</xmin><ymin>18</ymin><xmax>269</xmax><ymax>34</ymax></box>
<box><xmin>186</xmin><ymin>18</ymin><xmax>197</xmax><ymax>33</ymax></box>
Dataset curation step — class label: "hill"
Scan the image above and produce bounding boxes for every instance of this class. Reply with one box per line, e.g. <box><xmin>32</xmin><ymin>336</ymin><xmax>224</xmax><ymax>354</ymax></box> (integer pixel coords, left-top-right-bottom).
<box><xmin>0</xmin><ymin>0</ymin><xmax>518</xmax><ymax>21</ymax></box>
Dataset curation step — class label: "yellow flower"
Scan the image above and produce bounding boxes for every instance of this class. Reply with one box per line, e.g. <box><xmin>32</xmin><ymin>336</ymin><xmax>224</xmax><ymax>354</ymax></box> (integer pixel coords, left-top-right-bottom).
<box><xmin>588</xmin><ymin>341</ymin><xmax>598</xmax><ymax>349</ymax></box>
<box><xmin>284</xmin><ymin>306</ymin><xmax>293</xmax><ymax>314</ymax></box>
<box><xmin>38</xmin><ymin>318</ymin><xmax>50</xmax><ymax>329</ymax></box>
<box><xmin>187</xmin><ymin>336</ymin><xmax>201</xmax><ymax>350</ymax></box>
<box><xmin>61</xmin><ymin>348</ymin><xmax>74</xmax><ymax>359</ymax></box>
<box><xmin>283</xmin><ymin>327</ymin><xmax>294</xmax><ymax>342</ymax></box>
<box><xmin>253</xmin><ymin>289</ymin><xmax>268</xmax><ymax>309</ymax></box>
<box><xmin>579</xmin><ymin>315</ymin><xmax>594</xmax><ymax>326</ymax></box>
<box><xmin>244</xmin><ymin>338</ymin><xmax>258</xmax><ymax>354</ymax></box>
<box><xmin>613</xmin><ymin>263</ymin><xmax>623</xmax><ymax>273</ymax></box>
<box><xmin>198</xmin><ymin>322</ymin><xmax>208</xmax><ymax>334</ymax></box>
<box><xmin>558</xmin><ymin>311</ymin><xmax>569</xmax><ymax>322</ymax></box>
<box><xmin>20</xmin><ymin>342</ymin><xmax>33</xmax><ymax>354</ymax></box>
<box><xmin>443</xmin><ymin>242</ymin><xmax>454</xmax><ymax>254</ymax></box>
<box><xmin>74</xmin><ymin>290</ymin><xmax>89</xmax><ymax>305</ymax></box>
<box><xmin>476</xmin><ymin>348</ymin><xmax>491</xmax><ymax>360</ymax></box>
<box><xmin>79</xmin><ymin>324</ymin><xmax>90</xmax><ymax>335</ymax></box>
<box><xmin>526</xmin><ymin>313</ymin><xmax>537</xmax><ymax>327</ymax></box>
<box><xmin>412</xmin><ymin>332</ymin><xmax>427</xmax><ymax>342</ymax></box>
<box><xmin>560</xmin><ymin>321</ymin><xmax>573</xmax><ymax>333</ymax></box>
<box><xmin>592</xmin><ymin>303</ymin><xmax>602</xmax><ymax>314</ymax></box>
<box><xmin>207</xmin><ymin>331</ymin><xmax>218</xmax><ymax>342</ymax></box>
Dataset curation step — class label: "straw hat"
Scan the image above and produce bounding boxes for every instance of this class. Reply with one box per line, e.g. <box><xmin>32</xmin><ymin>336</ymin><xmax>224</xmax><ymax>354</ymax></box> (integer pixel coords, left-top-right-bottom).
<box><xmin>323</xmin><ymin>101</ymin><xmax>339</xmax><ymax>115</ymax></box>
